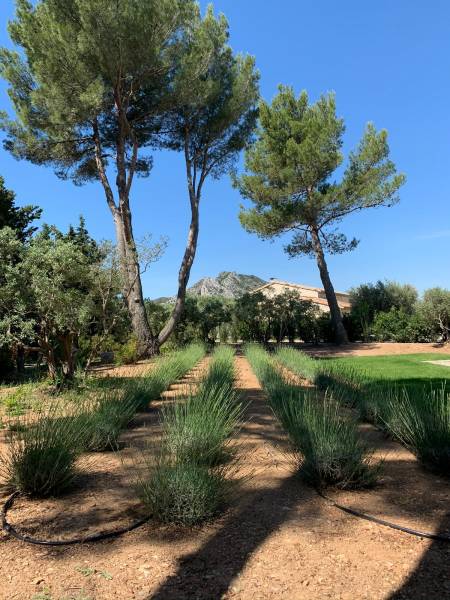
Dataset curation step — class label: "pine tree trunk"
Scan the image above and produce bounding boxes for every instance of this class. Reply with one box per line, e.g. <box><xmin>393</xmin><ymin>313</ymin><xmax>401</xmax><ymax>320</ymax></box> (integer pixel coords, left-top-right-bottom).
<box><xmin>157</xmin><ymin>196</ymin><xmax>199</xmax><ymax>346</ymax></box>
<box><xmin>113</xmin><ymin>211</ymin><xmax>159</xmax><ymax>358</ymax></box>
<box><xmin>93</xmin><ymin>118</ymin><xmax>158</xmax><ymax>359</ymax></box>
<box><xmin>310</xmin><ymin>227</ymin><xmax>349</xmax><ymax>345</ymax></box>
<box><xmin>157</xmin><ymin>148</ymin><xmax>201</xmax><ymax>347</ymax></box>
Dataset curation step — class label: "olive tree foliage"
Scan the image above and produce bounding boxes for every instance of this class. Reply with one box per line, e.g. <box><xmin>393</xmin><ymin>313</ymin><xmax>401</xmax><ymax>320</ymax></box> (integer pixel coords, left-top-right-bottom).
<box><xmin>232</xmin><ymin>290</ymin><xmax>319</xmax><ymax>343</ymax></box>
<box><xmin>0</xmin><ymin>227</ymin><xmax>94</xmax><ymax>379</ymax></box>
<box><xmin>420</xmin><ymin>288</ymin><xmax>450</xmax><ymax>342</ymax></box>
<box><xmin>0</xmin><ymin>222</ymin><xmax>131</xmax><ymax>381</ymax></box>
<box><xmin>0</xmin><ymin>228</ymin><xmax>35</xmax><ymax>350</ymax></box>
<box><xmin>235</xmin><ymin>86</ymin><xmax>405</xmax><ymax>344</ymax></box>
<box><xmin>0</xmin><ymin>1</ymin><xmax>258</xmax><ymax>357</ymax></box>
<box><xmin>349</xmin><ymin>280</ymin><xmax>418</xmax><ymax>340</ymax></box>
<box><xmin>155</xmin><ymin>6</ymin><xmax>259</xmax><ymax>343</ymax></box>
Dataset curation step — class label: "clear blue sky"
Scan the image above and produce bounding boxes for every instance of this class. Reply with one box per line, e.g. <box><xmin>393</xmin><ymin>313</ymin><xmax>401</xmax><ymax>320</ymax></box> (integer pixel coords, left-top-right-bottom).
<box><xmin>1</xmin><ymin>0</ymin><xmax>449</xmax><ymax>298</ymax></box>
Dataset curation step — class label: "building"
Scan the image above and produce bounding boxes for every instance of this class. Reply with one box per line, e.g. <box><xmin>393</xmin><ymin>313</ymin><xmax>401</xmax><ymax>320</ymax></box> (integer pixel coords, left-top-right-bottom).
<box><xmin>251</xmin><ymin>278</ymin><xmax>351</xmax><ymax>314</ymax></box>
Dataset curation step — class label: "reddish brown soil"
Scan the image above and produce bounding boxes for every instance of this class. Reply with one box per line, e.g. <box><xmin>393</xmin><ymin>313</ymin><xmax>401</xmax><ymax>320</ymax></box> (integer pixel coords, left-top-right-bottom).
<box><xmin>302</xmin><ymin>341</ymin><xmax>450</xmax><ymax>358</ymax></box>
<box><xmin>1</xmin><ymin>354</ymin><xmax>450</xmax><ymax>600</ymax></box>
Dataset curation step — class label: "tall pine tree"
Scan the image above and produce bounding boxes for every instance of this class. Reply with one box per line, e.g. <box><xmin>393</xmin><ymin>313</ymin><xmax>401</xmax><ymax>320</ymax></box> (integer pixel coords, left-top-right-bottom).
<box><xmin>235</xmin><ymin>87</ymin><xmax>405</xmax><ymax>343</ymax></box>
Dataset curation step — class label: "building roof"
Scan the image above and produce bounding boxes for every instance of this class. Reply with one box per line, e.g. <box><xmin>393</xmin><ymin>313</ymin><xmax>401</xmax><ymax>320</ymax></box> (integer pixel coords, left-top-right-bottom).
<box><xmin>252</xmin><ymin>278</ymin><xmax>350</xmax><ymax>298</ymax></box>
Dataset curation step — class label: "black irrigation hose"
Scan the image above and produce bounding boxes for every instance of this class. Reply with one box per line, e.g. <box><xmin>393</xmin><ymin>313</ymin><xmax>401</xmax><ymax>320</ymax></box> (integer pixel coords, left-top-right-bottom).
<box><xmin>270</xmin><ymin>358</ymin><xmax>450</xmax><ymax>542</ymax></box>
<box><xmin>316</xmin><ymin>488</ymin><xmax>450</xmax><ymax>543</ymax></box>
<box><xmin>3</xmin><ymin>485</ymin><xmax>450</xmax><ymax>547</ymax></box>
<box><xmin>1</xmin><ymin>492</ymin><xmax>150</xmax><ymax>546</ymax></box>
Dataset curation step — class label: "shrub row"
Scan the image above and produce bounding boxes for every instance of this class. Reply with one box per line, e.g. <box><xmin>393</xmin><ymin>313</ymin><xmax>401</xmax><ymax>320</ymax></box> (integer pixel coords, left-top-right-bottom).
<box><xmin>0</xmin><ymin>343</ymin><xmax>206</xmax><ymax>497</ymax></box>
<box><xmin>274</xmin><ymin>347</ymin><xmax>450</xmax><ymax>476</ymax></box>
<box><xmin>138</xmin><ymin>345</ymin><xmax>242</xmax><ymax>525</ymax></box>
<box><xmin>246</xmin><ymin>344</ymin><xmax>378</xmax><ymax>489</ymax></box>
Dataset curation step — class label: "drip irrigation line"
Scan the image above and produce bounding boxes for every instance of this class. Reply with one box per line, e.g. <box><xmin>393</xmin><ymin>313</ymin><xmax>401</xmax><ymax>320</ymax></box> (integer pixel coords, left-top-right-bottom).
<box><xmin>272</xmin><ymin>359</ymin><xmax>450</xmax><ymax>542</ymax></box>
<box><xmin>1</xmin><ymin>492</ymin><xmax>150</xmax><ymax>546</ymax></box>
<box><xmin>316</xmin><ymin>488</ymin><xmax>450</xmax><ymax>543</ymax></box>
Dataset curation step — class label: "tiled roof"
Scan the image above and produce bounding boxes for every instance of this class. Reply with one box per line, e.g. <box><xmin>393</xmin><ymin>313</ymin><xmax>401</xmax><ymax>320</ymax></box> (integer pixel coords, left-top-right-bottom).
<box><xmin>252</xmin><ymin>279</ymin><xmax>350</xmax><ymax>298</ymax></box>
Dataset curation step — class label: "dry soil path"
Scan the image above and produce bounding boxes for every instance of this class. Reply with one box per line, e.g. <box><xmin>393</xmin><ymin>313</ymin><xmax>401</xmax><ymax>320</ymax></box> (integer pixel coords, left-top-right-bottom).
<box><xmin>0</xmin><ymin>355</ymin><xmax>450</xmax><ymax>599</ymax></box>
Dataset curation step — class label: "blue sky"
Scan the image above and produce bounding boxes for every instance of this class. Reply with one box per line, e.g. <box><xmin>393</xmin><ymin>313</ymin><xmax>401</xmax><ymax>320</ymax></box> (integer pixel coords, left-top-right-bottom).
<box><xmin>1</xmin><ymin>0</ymin><xmax>449</xmax><ymax>298</ymax></box>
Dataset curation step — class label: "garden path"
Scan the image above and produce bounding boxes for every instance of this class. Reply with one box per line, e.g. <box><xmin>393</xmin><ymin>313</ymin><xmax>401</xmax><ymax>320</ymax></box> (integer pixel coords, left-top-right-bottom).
<box><xmin>0</xmin><ymin>354</ymin><xmax>450</xmax><ymax>599</ymax></box>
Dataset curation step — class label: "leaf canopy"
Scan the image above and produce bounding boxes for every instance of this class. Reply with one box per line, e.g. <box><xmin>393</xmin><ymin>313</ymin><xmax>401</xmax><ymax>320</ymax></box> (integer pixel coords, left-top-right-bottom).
<box><xmin>235</xmin><ymin>86</ymin><xmax>405</xmax><ymax>257</ymax></box>
<box><xmin>0</xmin><ymin>0</ymin><xmax>198</xmax><ymax>183</ymax></box>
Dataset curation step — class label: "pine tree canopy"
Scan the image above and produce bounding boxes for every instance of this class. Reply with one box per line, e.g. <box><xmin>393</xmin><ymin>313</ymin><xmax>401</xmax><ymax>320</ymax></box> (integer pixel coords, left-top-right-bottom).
<box><xmin>235</xmin><ymin>86</ymin><xmax>406</xmax><ymax>257</ymax></box>
<box><xmin>158</xmin><ymin>5</ymin><xmax>259</xmax><ymax>181</ymax></box>
<box><xmin>0</xmin><ymin>175</ymin><xmax>41</xmax><ymax>240</ymax></box>
<box><xmin>0</xmin><ymin>0</ymin><xmax>198</xmax><ymax>183</ymax></box>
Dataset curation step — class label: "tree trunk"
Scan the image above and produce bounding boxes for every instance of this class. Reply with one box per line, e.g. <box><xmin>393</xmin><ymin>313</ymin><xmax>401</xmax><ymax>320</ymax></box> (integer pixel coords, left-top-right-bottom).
<box><xmin>113</xmin><ymin>210</ymin><xmax>158</xmax><ymax>357</ymax></box>
<box><xmin>158</xmin><ymin>138</ymin><xmax>202</xmax><ymax>347</ymax></box>
<box><xmin>39</xmin><ymin>332</ymin><xmax>57</xmax><ymax>380</ymax></box>
<box><xmin>15</xmin><ymin>343</ymin><xmax>25</xmax><ymax>374</ymax></box>
<box><xmin>310</xmin><ymin>227</ymin><xmax>349</xmax><ymax>345</ymax></box>
<box><xmin>60</xmin><ymin>333</ymin><xmax>76</xmax><ymax>380</ymax></box>
<box><xmin>93</xmin><ymin>118</ymin><xmax>158</xmax><ymax>359</ymax></box>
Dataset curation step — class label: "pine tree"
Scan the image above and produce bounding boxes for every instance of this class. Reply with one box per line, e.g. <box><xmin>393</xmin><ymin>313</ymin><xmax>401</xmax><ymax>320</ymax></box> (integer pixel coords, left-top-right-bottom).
<box><xmin>1</xmin><ymin>1</ymin><xmax>258</xmax><ymax>355</ymax></box>
<box><xmin>0</xmin><ymin>176</ymin><xmax>41</xmax><ymax>241</ymax></box>
<box><xmin>235</xmin><ymin>87</ymin><xmax>405</xmax><ymax>343</ymax></box>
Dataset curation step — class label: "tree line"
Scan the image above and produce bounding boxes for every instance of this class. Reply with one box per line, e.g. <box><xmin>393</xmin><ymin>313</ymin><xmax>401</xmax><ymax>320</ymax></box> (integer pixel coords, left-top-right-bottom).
<box><xmin>0</xmin><ymin>170</ymin><xmax>448</xmax><ymax>382</ymax></box>
<box><xmin>0</xmin><ymin>0</ymin><xmax>405</xmax><ymax>359</ymax></box>
<box><xmin>149</xmin><ymin>282</ymin><xmax>450</xmax><ymax>348</ymax></box>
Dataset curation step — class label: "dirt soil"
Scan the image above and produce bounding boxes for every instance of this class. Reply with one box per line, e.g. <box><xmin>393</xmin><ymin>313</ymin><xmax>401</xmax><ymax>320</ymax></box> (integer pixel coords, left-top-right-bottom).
<box><xmin>1</xmin><ymin>353</ymin><xmax>450</xmax><ymax>600</ymax></box>
<box><xmin>302</xmin><ymin>341</ymin><xmax>450</xmax><ymax>358</ymax></box>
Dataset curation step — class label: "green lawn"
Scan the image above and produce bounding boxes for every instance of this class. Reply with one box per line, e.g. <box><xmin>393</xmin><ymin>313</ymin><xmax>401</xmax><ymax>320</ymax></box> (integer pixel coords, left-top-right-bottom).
<box><xmin>325</xmin><ymin>354</ymin><xmax>450</xmax><ymax>389</ymax></box>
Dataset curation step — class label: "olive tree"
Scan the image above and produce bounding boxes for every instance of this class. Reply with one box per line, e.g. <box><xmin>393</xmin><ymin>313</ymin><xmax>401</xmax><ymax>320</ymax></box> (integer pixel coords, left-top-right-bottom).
<box><xmin>420</xmin><ymin>288</ymin><xmax>450</xmax><ymax>342</ymax></box>
<box><xmin>0</xmin><ymin>227</ymin><xmax>95</xmax><ymax>380</ymax></box>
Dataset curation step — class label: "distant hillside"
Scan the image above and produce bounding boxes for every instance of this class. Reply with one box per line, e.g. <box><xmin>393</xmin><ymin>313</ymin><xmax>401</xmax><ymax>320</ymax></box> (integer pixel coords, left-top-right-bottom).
<box><xmin>153</xmin><ymin>271</ymin><xmax>266</xmax><ymax>304</ymax></box>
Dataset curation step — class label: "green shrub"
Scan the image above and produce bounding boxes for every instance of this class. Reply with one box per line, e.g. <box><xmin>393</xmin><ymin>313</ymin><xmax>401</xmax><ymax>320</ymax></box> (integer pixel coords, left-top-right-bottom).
<box><xmin>114</xmin><ymin>335</ymin><xmax>139</xmax><ymax>365</ymax></box>
<box><xmin>137</xmin><ymin>345</ymin><xmax>239</xmax><ymax>525</ymax></box>
<box><xmin>275</xmin><ymin>347</ymin><xmax>369</xmax><ymax>409</ymax></box>
<box><xmin>163</xmin><ymin>345</ymin><xmax>241</xmax><ymax>467</ymax></box>
<box><xmin>200</xmin><ymin>345</ymin><xmax>236</xmax><ymax>395</ymax></box>
<box><xmin>138</xmin><ymin>459</ymin><xmax>228</xmax><ymax>525</ymax></box>
<box><xmin>164</xmin><ymin>384</ymin><xmax>242</xmax><ymax>467</ymax></box>
<box><xmin>278</xmin><ymin>391</ymin><xmax>378</xmax><ymax>488</ymax></box>
<box><xmin>246</xmin><ymin>344</ymin><xmax>378</xmax><ymax>489</ymax></box>
<box><xmin>383</xmin><ymin>386</ymin><xmax>450</xmax><ymax>474</ymax></box>
<box><xmin>275</xmin><ymin>347</ymin><xmax>319</xmax><ymax>382</ymax></box>
<box><xmin>0</xmin><ymin>403</ymin><xmax>86</xmax><ymax>497</ymax></box>
<box><xmin>132</xmin><ymin>343</ymin><xmax>205</xmax><ymax>411</ymax></box>
<box><xmin>82</xmin><ymin>389</ymin><xmax>137</xmax><ymax>452</ymax></box>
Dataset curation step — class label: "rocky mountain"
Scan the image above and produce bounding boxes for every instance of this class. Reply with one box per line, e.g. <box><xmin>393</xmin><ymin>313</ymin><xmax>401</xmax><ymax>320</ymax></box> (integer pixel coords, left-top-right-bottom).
<box><xmin>153</xmin><ymin>271</ymin><xmax>266</xmax><ymax>304</ymax></box>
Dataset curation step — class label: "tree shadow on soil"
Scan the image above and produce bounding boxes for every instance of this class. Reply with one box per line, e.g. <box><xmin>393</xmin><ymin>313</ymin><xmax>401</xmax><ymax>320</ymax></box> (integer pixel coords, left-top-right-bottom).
<box><xmin>388</xmin><ymin>510</ymin><xmax>450</xmax><ymax>599</ymax></box>
<box><xmin>147</xmin><ymin>473</ymin><xmax>321</xmax><ymax>600</ymax></box>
